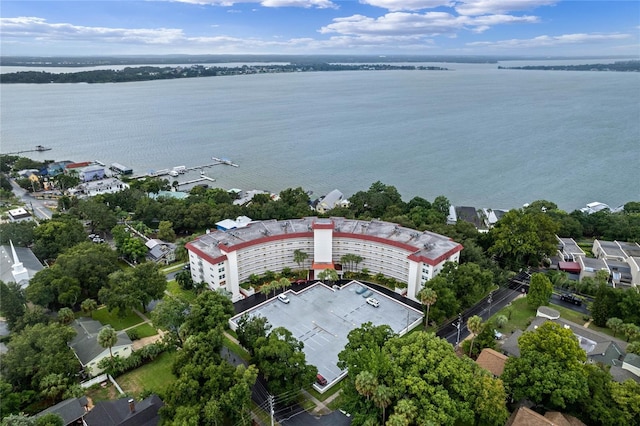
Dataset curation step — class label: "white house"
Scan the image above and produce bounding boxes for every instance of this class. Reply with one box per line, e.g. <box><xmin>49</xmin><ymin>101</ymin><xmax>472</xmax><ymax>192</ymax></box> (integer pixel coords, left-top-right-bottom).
<box><xmin>315</xmin><ymin>189</ymin><xmax>349</xmax><ymax>213</ymax></box>
<box><xmin>186</xmin><ymin>217</ymin><xmax>463</xmax><ymax>303</ymax></box>
<box><xmin>69</xmin><ymin>318</ymin><xmax>133</xmax><ymax>377</ymax></box>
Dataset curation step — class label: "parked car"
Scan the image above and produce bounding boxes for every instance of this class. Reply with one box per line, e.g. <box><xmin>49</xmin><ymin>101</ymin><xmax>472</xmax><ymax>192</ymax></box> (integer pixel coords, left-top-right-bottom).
<box><xmin>277</xmin><ymin>294</ymin><xmax>290</xmax><ymax>304</ymax></box>
<box><xmin>316</xmin><ymin>374</ymin><xmax>328</xmax><ymax>386</ymax></box>
<box><xmin>560</xmin><ymin>293</ymin><xmax>582</xmax><ymax>306</ymax></box>
<box><xmin>183</xmin><ymin>264</ymin><xmax>190</xmax><ymax>270</ymax></box>
<box><xmin>366</xmin><ymin>297</ymin><xmax>380</xmax><ymax>308</ymax></box>
<box><xmin>294</xmin><ymin>279</ymin><xmax>306</xmax><ymax>285</ymax></box>
<box><xmin>494</xmin><ymin>330</ymin><xmax>504</xmax><ymax>340</ymax></box>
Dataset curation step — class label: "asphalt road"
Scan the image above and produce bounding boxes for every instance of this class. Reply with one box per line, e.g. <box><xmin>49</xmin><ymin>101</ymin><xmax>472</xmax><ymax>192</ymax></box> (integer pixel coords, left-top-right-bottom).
<box><xmin>436</xmin><ymin>284</ymin><xmax>528</xmax><ymax>346</ymax></box>
<box><xmin>10</xmin><ymin>180</ymin><xmax>53</xmax><ymax>220</ymax></box>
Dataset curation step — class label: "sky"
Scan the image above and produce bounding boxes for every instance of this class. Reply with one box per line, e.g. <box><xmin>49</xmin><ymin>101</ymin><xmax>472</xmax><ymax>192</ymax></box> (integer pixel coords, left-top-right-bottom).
<box><xmin>1</xmin><ymin>0</ymin><xmax>639</xmax><ymax>57</ymax></box>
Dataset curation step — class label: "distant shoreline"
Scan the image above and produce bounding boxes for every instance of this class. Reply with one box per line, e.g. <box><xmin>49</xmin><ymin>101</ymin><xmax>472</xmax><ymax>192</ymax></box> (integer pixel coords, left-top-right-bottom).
<box><xmin>0</xmin><ymin>63</ymin><xmax>450</xmax><ymax>84</ymax></box>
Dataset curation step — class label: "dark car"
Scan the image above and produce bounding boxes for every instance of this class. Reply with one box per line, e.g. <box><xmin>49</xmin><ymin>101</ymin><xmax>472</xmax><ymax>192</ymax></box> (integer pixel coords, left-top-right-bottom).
<box><xmin>560</xmin><ymin>293</ymin><xmax>582</xmax><ymax>306</ymax></box>
<box><xmin>316</xmin><ymin>374</ymin><xmax>328</xmax><ymax>386</ymax></box>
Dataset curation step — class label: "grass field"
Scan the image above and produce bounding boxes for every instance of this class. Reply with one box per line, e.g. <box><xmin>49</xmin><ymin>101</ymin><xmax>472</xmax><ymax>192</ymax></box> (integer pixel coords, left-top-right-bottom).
<box><xmin>116</xmin><ymin>351</ymin><xmax>178</xmax><ymax>399</ymax></box>
<box><xmin>166</xmin><ymin>280</ymin><xmax>197</xmax><ymax>303</ymax></box>
<box><xmin>129</xmin><ymin>323</ymin><xmax>158</xmax><ymax>339</ymax></box>
<box><xmin>92</xmin><ymin>307</ymin><xmax>144</xmax><ymax>331</ymax></box>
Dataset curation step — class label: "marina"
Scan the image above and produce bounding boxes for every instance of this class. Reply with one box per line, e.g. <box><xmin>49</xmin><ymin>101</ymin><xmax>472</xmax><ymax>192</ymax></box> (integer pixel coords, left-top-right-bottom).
<box><xmin>135</xmin><ymin>157</ymin><xmax>238</xmax><ymax>179</ymax></box>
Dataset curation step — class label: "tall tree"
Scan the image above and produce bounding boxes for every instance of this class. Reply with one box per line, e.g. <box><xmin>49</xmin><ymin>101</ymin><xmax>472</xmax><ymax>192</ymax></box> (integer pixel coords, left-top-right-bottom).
<box><xmin>99</xmin><ymin>262</ymin><xmax>166</xmax><ymax>315</ymax></box>
<box><xmin>0</xmin><ymin>281</ymin><xmax>26</xmax><ymax>330</ymax></box>
<box><xmin>417</xmin><ymin>287</ymin><xmax>437</xmax><ymax>330</ymax></box>
<box><xmin>527</xmin><ymin>273</ymin><xmax>553</xmax><ymax>309</ymax></box>
<box><xmin>502</xmin><ymin>321</ymin><xmax>588</xmax><ymax>409</ymax></box>
<box><xmin>253</xmin><ymin>327</ymin><xmax>317</xmax><ymax>403</ymax></box>
<box><xmin>0</xmin><ymin>323</ymin><xmax>77</xmax><ymax>391</ymax></box>
<box><xmin>488</xmin><ymin>209</ymin><xmax>559</xmax><ymax>269</ymax></box>
<box><xmin>151</xmin><ymin>297</ymin><xmax>190</xmax><ymax>347</ymax></box>
<box><xmin>32</xmin><ymin>216</ymin><xmax>86</xmax><ymax>261</ymax></box>
<box><xmin>606</xmin><ymin>317</ymin><xmax>624</xmax><ymax>337</ymax></box>
<box><xmin>236</xmin><ymin>315</ymin><xmax>272</xmax><ymax>355</ymax></box>
<box><xmin>97</xmin><ymin>325</ymin><xmax>118</xmax><ymax>360</ymax></box>
<box><xmin>181</xmin><ymin>291</ymin><xmax>234</xmax><ymax>337</ymax></box>
<box><xmin>293</xmin><ymin>249</ymin><xmax>309</xmax><ymax>270</ymax></box>
<box><xmin>466</xmin><ymin>315</ymin><xmax>483</xmax><ymax>357</ymax></box>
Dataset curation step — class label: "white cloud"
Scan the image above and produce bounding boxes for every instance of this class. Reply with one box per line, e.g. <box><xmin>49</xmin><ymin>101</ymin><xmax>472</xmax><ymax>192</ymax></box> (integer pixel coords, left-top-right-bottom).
<box><xmin>467</xmin><ymin>32</ymin><xmax>632</xmax><ymax>48</ymax></box>
<box><xmin>0</xmin><ymin>17</ymin><xmax>184</xmax><ymax>44</ymax></box>
<box><xmin>170</xmin><ymin>0</ymin><xmax>337</xmax><ymax>8</ymax></box>
<box><xmin>358</xmin><ymin>0</ymin><xmax>453</xmax><ymax>12</ymax></box>
<box><xmin>320</xmin><ymin>12</ymin><xmax>467</xmax><ymax>36</ymax></box>
<box><xmin>320</xmin><ymin>11</ymin><xmax>538</xmax><ymax>37</ymax></box>
<box><xmin>260</xmin><ymin>0</ymin><xmax>337</xmax><ymax>8</ymax></box>
<box><xmin>456</xmin><ymin>0</ymin><xmax>557</xmax><ymax>16</ymax></box>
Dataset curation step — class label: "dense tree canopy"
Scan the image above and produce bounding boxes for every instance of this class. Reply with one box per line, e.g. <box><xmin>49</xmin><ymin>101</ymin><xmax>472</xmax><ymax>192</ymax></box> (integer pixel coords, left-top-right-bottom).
<box><xmin>99</xmin><ymin>262</ymin><xmax>166</xmax><ymax>314</ymax></box>
<box><xmin>0</xmin><ymin>323</ymin><xmax>78</xmax><ymax>394</ymax></box>
<box><xmin>338</xmin><ymin>329</ymin><xmax>508</xmax><ymax>426</ymax></box>
<box><xmin>32</xmin><ymin>216</ymin><xmax>86</xmax><ymax>261</ymax></box>
<box><xmin>488</xmin><ymin>208</ymin><xmax>559</xmax><ymax>269</ymax></box>
<box><xmin>527</xmin><ymin>273</ymin><xmax>553</xmax><ymax>309</ymax></box>
<box><xmin>502</xmin><ymin>321</ymin><xmax>588</xmax><ymax>409</ymax></box>
<box><xmin>253</xmin><ymin>327</ymin><xmax>317</xmax><ymax>403</ymax></box>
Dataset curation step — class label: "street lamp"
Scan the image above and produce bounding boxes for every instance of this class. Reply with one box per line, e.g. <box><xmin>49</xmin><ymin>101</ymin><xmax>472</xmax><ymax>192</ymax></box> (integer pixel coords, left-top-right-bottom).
<box><xmin>454</xmin><ymin>313</ymin><xmax>462</xmax><ymax>348</ymax></box>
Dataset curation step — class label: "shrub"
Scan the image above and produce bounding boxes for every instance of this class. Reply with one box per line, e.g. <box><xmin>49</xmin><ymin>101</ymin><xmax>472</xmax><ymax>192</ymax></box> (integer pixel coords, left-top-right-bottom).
<box><xmin>126</xmin><ymin>329</ymin><xmax>140</xmax><ymax>341</ymax></box>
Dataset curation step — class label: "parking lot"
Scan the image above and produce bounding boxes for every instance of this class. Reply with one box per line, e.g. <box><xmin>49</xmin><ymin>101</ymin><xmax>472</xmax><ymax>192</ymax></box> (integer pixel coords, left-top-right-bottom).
<box><xmin>230</xmin><ymin>281</ymin><xmax>423</xmax><ymax>391</ymax></box>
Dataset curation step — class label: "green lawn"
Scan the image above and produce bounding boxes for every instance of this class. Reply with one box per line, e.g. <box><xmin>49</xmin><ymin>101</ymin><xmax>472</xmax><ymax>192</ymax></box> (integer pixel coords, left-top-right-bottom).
<box><xmin>223</xmin><ymin>335</ymin><xmax>251</xmax><ymax>363</ymax></box>
<box><xmin>116</xmin><ymin>351</ymin><xmax>178</xmax><ymax>399</ymax></box>
<box><xmin>161</xmin><ymin>263</ymin><xmax>188</xmax><ymax>274</ymax></box>
<box><xmin>491</xmin><ymin>297</ymin><xmax>536</xmax><ymax>334</ymax></box>
<box><xmin>166</xmin><ymin>280</ymin><xmax>197</xmax><ymax>303</ymax></box>
<box><xmin>92</xmin><ymin>307</ymin><xmax>144</xmax><ymax>331</ymax></box>
<box><xmin>129</xmin><ymin>323</ymin><xmax>159</xmax><ymax>339</ymax></box>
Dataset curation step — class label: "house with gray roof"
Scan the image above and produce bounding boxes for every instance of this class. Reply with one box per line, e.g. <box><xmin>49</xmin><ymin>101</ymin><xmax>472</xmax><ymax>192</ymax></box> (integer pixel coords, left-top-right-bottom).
<box><xmin>145</xmin><ymin>239</ymin><xmax>176</xmax><ymax>265</ymax></box>
<box><xmin>315</xmin><ymin>189</ymin><xmax>348</xmax><ymax>214</ymax></box>
<box><xmin>35</xmin><ymin>397</ymin><xmax>89</xmax><ymax>425</ymax></box>
<box><xmin>84</xmin><ymin>395</ymin><xmax>163</xmax><ymax>426</ymax></box>
<box><xmin>69</xmin><ymin>318</ymin><xmax>133</xmax><ymax>377</ymax></box>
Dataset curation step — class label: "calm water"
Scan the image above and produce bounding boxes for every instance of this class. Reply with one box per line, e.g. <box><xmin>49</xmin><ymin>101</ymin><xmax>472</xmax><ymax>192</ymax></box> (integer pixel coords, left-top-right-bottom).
<box><xmin>1</xmin><ymin>61</ymin><xmax>639</xmax><ymax>211</ymax></box>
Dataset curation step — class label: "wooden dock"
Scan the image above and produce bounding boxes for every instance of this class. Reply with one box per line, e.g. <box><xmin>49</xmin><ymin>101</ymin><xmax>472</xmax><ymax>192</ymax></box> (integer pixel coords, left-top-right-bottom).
<box><xmin>132</xmin><ymin>158</ymin><xmax>238</xmax><ymax>179</ymax></box>
<box><xmin>177</xmin><ymin>176</ymin><xmax>216</xmax><ymax>186</ymax></box>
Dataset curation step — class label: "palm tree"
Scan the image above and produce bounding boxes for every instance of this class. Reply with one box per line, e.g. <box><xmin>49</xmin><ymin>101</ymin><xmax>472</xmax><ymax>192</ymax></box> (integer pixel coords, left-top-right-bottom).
<box><xmin>97</xmin><ymin>325</ymin><xmax>118</xmax><ymax>360</ymax></box>
<box><xmin>278</xmin><ymin>277</ymin><xmax>290</xmax><ymax>292</ymax></box>
<box><xmin>606</xmin><ymin>317</ymin><xmax>623</xmax><ymax>337</ymax></box>
<box><xmin>418</xmin><ymin>287</ymin><xmax>437</xmax><ymax>330</ymax></box>
<box><xmin>372</xmin><ymin>384</ymin><xmax>393</xmax><ymax>423</ymax></box>
<box><xmin>355</xmin><ymin>371</ymin><xmax>377</xmax><ymax>401</ymax></box>
<box><xmin>57</xmin><ymin>307</ymin><xmax>75</xmax><ymax>325</ymax></box>
<box><xmin>269</xmin><ymin>279</ymin><xmax>280</xmax><ymax>297</ymax></box>
<box><xmin>293</xmin><ymin>249</ymin><xmax>309</xmax><ymax>270</ymax></box>
<box><xmin>495</xmin><ymin>314</ymin><xmax>508</xmax><ymax>329</ymax></box>
<box><xmin>81</xmin><ymin>298</ymin><xmax>98</xmax><ymax>318</ymax></box>
<box><xmin>466</xmin><ymin>315</ymin><xmax>483</xmax><ymax>357</ymax></box>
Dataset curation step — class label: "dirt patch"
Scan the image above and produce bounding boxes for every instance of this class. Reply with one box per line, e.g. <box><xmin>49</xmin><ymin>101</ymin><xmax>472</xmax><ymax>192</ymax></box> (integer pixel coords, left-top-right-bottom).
<box><xmin>132</xmin><ymin>330</ymin><xmax>165</xmax><ymax>350</ymax></box>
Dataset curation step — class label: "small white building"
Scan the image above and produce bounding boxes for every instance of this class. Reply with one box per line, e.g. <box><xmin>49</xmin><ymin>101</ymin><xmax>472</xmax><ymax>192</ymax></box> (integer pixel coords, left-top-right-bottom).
<box><xmin>7</xmin><ymin>207</ymin><xmax>32</xmax><ymax>222</ymax></box>
<box><xmin>315</xmin><ymin>189</ymin><xmax>349</xmax><ymax>213</ymax></box>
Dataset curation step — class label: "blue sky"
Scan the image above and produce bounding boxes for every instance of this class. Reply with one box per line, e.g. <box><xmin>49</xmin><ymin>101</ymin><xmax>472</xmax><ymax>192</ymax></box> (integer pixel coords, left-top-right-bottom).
<box><xmin>1</xmin><ymin>1</ymin><xmax>639</xmax><ymax>56</ymax></box>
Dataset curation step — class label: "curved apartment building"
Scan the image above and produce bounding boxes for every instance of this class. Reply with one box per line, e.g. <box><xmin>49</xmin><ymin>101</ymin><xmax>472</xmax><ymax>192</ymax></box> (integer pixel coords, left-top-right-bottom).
<box><xmin>186</xmin><ymin>217</ymin><xmax>463</xmax><ymax>303</ymax></box>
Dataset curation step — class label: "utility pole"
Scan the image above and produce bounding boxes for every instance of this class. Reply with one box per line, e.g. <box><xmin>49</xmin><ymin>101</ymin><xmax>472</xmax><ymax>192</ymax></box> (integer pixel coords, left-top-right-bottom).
<box><xmin>488</xmin><ymin>291</ymin><xmax>494</xmax><ymax>317</ymax></box>
<box><xmin>454</xmin><ymin>313</ymin><xmax>462</xmax><ymax>349</ymax></box>
<box><xmin>269</xmin><ymin>394</ymin><xmax>275</xmax><ymax>426</ymax></box>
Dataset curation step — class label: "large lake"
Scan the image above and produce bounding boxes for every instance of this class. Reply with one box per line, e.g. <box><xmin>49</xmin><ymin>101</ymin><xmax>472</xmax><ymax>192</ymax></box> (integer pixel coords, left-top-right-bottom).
<box><xmin>1</xmin><ymin>60</ymin><xmax>638</xmax><ymax>211</ymax></box>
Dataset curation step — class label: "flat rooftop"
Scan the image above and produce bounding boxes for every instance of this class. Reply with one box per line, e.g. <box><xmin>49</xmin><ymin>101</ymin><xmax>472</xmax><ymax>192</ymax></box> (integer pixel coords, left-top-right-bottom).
<box><xmin>191</xmin><ymin>217</ymin><xmax>461</xmax><ymax>263</ymax></box>
<box><xmin>230</xmin><ymin>281</ymin><xmax>422</xmax><ymax>391</ymax></box>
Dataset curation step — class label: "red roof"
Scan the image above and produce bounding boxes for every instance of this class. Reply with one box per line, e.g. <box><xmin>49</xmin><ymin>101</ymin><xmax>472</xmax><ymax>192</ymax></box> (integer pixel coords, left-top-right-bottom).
<box><xmin>66</xmin><ymin>162</ymin><xmax>92</xmax><ymax>169</ymax></box>
<box><xmin>312</xmin><ymin>262</ymin><xmax>335</xmax><ymax>270</ymax></box>
<box><xmin>558</xmin><ymin>262</ymin><xmax>581</xmax><ymax>273</ymax></box>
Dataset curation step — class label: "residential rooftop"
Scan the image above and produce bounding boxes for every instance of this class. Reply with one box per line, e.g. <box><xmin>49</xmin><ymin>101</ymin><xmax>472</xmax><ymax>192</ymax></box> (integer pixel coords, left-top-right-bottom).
<box><xmin>190</xmin><ymin>217</ymin><xmax>461</xmax><ymax>264</ymax></box>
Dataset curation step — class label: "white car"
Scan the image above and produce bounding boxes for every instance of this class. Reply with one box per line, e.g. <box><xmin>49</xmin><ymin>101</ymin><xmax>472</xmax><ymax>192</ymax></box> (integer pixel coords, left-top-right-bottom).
<box><xmin>366</xmin><ymin>297</ymin><xmax>380</xmax><ymax>308</ymax></box>
<box><xmin>277</xmin><ymin>294</ymin><xmax>290</xmax><ymax>304</ymax></box>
